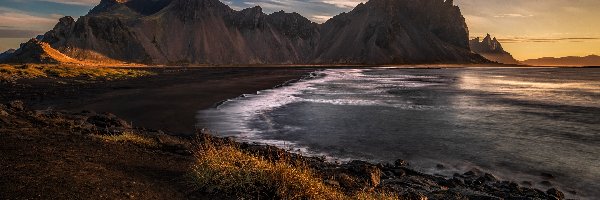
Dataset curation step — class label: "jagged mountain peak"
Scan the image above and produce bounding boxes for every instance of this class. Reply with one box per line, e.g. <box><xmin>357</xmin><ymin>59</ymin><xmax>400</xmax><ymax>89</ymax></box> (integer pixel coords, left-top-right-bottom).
<box><xmin>88</xmin><ymin>0</ymin><xmax>124</xmax><ymax>15</ymax></box>
<box><xmin>170</xmin><ymin>0</ymin><xmax>234</xmax><ymax>21</ymax></box>
<box><xmin>9</xmin><ymin>0</ymin><xmax>489</xmax><ymax>65</ymax></box>
<box><xmin>242</xmin><ymin>5</ymin><xmax>262</xmax><ymax>13</ymax></box>
<box><xmin>90</xmin><ymin>0</ymin><xmax>173</xmax><ymax>16</ymax></box>
<box><xmin>474</xmin><ymin>33</ymin><xmax>504</xmax><ymax>52</ymax></box>
<box><xmin>0</xmin><ymin>49</ymin><xmax>16</xmax><ymax>62</ymax></box>
<box><xmin>470</xmin><ymin>34</ymin><xmax>519</xmax><ymax>64</ymax></box>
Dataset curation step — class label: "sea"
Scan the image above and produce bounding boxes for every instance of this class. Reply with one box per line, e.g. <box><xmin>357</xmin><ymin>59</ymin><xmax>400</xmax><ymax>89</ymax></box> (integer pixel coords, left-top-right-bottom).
<box><xmin>196</xmin><ymin>67</ymin><xmax>600</xmax><ymax>199</ymax></box>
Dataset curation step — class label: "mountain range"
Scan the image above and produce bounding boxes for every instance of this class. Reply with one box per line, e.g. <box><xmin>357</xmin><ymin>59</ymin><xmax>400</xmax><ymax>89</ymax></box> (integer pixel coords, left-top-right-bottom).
<box><xmin>521</xmin><ymin>55</ymin><xmax>600</xmax><ymax>66</ymax></box>
<box><xmin>469</xmin><ymin>34</ymin><xmax>519</xmax><ymax>65</ymax></box>
<box><xmin>0</xmin><ymin>0</ymin><xmax>488</xmax><ymax>65</ymax></box>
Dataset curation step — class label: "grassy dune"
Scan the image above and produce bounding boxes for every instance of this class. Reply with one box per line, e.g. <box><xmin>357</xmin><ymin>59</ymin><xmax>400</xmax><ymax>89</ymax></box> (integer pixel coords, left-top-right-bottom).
<box><xmin>0</xmin><ymin>64</ymin><xmax>153</xmax><ymax>82</ymax></box>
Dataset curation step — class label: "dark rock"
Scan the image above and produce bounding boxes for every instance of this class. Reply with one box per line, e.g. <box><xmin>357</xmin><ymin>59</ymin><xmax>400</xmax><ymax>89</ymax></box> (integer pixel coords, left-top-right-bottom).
<box><xmin>394</xmin><ymin>159</ymin><xmax>409</xmax><ymax>167</ymax></box>
<box><xmin>540</xmin><ymin>172</ymin><xmax>555</xmax><ymax>179</ymax></box>
<box><xmin>464</xmin><ymin>170</ymin><xmax>477</xmax><ymax>176</ymax></box>
<box><xmin>0</xmin><ymin>48</ymin><xmax>16</xmax><ymax>62</ymax></box>
<box><xmin>436</xmin><ymin>164</ymin><xmax>445</xmax><ymax>169</ymax></box>
<box><xmin>335</xmin><ymin>173</ymin><xmax>359</xmax><ymax>190</ymax></box>
<box><xmin>429</xmin><ymin>189</ymin><xmax>466</xmax><ymax>200</ymax></box>
<box><xmin>41</xmin><ymin>16</ymin><xmax>75</xmax><ymax>45</ymax></box>
<box><xmin>0</xmin><ymin>105</ymin><xmax>10</xmax><ymax>125</ymax></box>
<box><xmin>86</xmin><ymin>114</ymin><xmax>131</xmax><ymax>129</ymax></box>
<box><xmin>540</xmin><ymin>180</ymin><xmax>552</xmax><ymax>187</ymax></box>
<box><xmin>482</xmin><ymin>173</ymin><xmax>497</xmax><ymax>182</ymax></box>
<box><xmin>382</xmin><ymin>170</ymin><xmax>395</xmax><ymax>179</ymax></box>
<box><xmin>438</xmin><ymin>177</ymin><xmax>464</xmax><ymax>187</ymax></box>
<box><xmin>546</xmin><ymin>188</ymin><xmax>564</xmax><ymax>199</ymax></box>
<box><xmin>470</xmin><ymin>33</ymin><xmax>520</xmax><ymax>64</ymax></box>
<box><xmin>399</xmin><ymin>190</ymin><xmax>427</xmax><ymax>200</ymax></box>
<box><xmin>0</xmin><ymin>105</ymin><xmax>8</xmax><ymax>116</ymax></box>
<box><xmin>8</xmin><ymin>100</ymin><xmax>24</xmax><ymax>111</ymax></box>
<box><xmin>508</xmin><ymin>182</ymin><xmax>519</xmax><ymax>189</ymax></box>
<box><xmin>391</xmin><ymin>168</ymin><xmax>406</xmax><ymax>177</ymax></box>
<box><xmin>345</xmin><ymin>160</ymin><xmax>382</xmax><ymax>187</ymax></box>
<box><xmin>466</xmin><ymin>193</ymin><xmax>501</xmax><ymax>200</ymax></box>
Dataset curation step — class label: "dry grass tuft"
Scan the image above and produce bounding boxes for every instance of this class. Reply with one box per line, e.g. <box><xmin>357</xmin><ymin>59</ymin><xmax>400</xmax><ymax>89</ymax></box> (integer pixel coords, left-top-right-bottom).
<box><xmin>0</xmin><ymin>64</ymin><xmax>152</xmax><ymax>82</ymax></box>
<box><xmin>191</xmin><ymin>136</ymin><xmax>398</xmax><ymax>200</ymax></box>
<box><xmin>95</xmin><ymin>132</ymin><xmax>158</xmax><ymax>148</ymax></box>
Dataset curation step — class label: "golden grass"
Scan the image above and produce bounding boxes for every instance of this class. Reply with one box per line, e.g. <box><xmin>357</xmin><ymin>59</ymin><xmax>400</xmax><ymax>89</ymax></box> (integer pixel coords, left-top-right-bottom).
<box><xmin>191</xmin><ymin>137</ymin><xmax>398</xmax><ymax>200</ymax></box>
<box><xmin>0</xmin><ymin>64</ymin><xmax>153</xmax><ymax>82</ymax></box>
<box><xmin>39</xmin><ymin>42</ymin><xmax>81</xmax><ymax>64</ymax></box>
<box><xmin>95</xmin><ymin>132</ymin><xmax>158</xmax><ymax>148</ymax></box>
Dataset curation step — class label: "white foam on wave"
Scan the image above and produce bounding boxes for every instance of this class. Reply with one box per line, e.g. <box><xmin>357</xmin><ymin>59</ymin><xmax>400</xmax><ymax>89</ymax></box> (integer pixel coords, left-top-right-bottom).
<box><xmin>196</xmin><ymin>68</ymin><xmax>446</xmax><ymax>161</ymax></box>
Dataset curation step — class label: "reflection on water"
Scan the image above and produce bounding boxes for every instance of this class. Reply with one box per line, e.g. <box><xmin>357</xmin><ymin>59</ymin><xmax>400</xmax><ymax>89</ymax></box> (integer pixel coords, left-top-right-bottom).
<box><xmin>197</xmin><ymin>67</ymin><xmax>600</xmax><ymax>199</ymax></box>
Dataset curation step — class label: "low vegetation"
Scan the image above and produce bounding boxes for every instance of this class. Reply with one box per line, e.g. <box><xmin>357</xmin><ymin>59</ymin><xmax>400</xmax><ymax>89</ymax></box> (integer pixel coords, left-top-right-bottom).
<box><xmin>0</xmin><ymin>64</ymin><xmax>152</xmax><ymax>82</ymax></box>
<box><xmin>191</xmin><ymin>136</ymin><xmax>398</xmax><ymax>200</ymax></box>
<box><xmin>94</xmin><ymin>132</ymin><xmax>158</xmax><ymax>148</ymax></box>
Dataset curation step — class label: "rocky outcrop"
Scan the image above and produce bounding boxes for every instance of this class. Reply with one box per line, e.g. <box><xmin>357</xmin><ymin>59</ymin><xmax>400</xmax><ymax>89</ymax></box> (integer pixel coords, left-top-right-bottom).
<box><xmin>25</xmin><ymin>0</ymin><xmax>487</xmax><ymax>65</ymax></box>
<box><xmin>0</xmin><ymin>49</ymin><xmax>16</xmax><ymax>62</ymax></box>
<box><xmin>41</xmin><ymin>15</ymin><xmax>151</xmax><ymax>63</ymax></box>
<box><xmin>521</xmin><ymin>55</ymin><xmax>600</xmax><ymax>66</ymax></box>
<box><xmin>470</xmin><ymin>34</ymin><xmax>520</xmax><ymax>64</ymax></box>
<box><xmin>0</xmin><ymin>39</ymin><xmax>79</xmax><ymax>64</ymax></box>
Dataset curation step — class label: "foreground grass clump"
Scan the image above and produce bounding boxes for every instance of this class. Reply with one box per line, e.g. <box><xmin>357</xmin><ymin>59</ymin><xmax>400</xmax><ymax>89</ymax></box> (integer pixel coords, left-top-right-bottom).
<box><xmin>192</xmin><ymin>136</ymin><xmax>398</xmax><ymax>200</ymax></box>
<box><xmin>0</xmin><ymin>64</ymin><xmax>152</xmax><ymax>81</ymax></box>
<box><xmin>95</xmin><ymin>132</ymin><xmax>158</xmax><ymax>148</ymax></box>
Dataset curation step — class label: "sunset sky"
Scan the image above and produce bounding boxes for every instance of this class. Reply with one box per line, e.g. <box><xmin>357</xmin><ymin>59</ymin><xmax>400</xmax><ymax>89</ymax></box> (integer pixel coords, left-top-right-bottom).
<box><xmin>0</xmin><ymin>0</ymin><xmax>598</xmax><ymax>60</ymax></box>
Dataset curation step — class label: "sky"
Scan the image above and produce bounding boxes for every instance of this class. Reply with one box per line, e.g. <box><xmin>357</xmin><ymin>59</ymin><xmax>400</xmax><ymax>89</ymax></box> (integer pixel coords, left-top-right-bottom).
<box><xmin>0</xmin><ymin>0</ymin><xmax>598</xmax><ymax>60</ymax></box>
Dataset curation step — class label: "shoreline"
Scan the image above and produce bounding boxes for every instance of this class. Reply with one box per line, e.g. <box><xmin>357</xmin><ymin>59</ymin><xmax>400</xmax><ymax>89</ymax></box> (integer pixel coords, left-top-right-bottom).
<box><xmin>194</xmin><ymin>67</ymin><xmax>592</xmax><ymax>199</ymax></box>
<box><xmin>103</xmin><ymin>63</ymin><xmax>599</xmax><ymax>68</ymax></box>
<box><xmin>0</xmin><ymin>101</ymin><xmax>568</xmax><ymax>199</ymax></box>
<box><xmin>0</xmin><ymin>66</ymin><xmax>580</xmax><ymax>199</ymax></box>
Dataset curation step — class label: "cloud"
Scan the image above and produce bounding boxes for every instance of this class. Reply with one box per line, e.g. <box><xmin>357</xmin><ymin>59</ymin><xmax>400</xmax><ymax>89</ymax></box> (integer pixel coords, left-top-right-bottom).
<box><xmin>493</xmin><ymin>13</ymin><xmax>534</xmax><ymax>18</ymax></box>
<box><xmin>0</xmin><ymin>29</ymin><xmax>42</xmax><ymax>38</ymax></box>
<box><xmin>38</xmin><ymin>0</ymin><xmax>99</xmax><ymax>6</ymax></box>
<box><xmin>464</xmin><ymin>14</ymin><xmax>490</xmax><ymax>25</ymax></box>
<box><xmin>0</xmin><ymin>10</ymin><xmax>58</xmax><ymax>30</ymax></box>
<box><xmin>233</xmin><ymin>0</ymin><xmax>349</xmax><ymax>24</ymax></box>
<box><xmin>310</xmin><ymin>15</ymin><xmax>332</xmax><ymax>23</ymax></box>
<box><xmin>243</xmin><ymin>0</ymin><xmax>295</xmax><ymax>11</ymax></box>
<box><xmin>494</xmin><ymin>37</ymin><xmax>600</xmax><ymax>43</ymax></box>
<box><xmin>321</xmin><ymin>0</ymin><xmax>363</xmax><ymax>8</ymax></box>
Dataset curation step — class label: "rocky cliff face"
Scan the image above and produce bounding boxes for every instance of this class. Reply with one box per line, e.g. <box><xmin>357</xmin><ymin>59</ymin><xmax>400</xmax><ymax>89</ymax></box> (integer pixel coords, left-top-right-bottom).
<box><xmin>315</xmin><ymin>0</ymin><xmax>482</xmax><ymax>64</ymax></box>
<box><xmin>29</xmin><ymin>0</ymin><xmax>486</xmax><ymax>65</ymax></box>
<box><xmin>470</xmin><ymin>34</ymin><xmax>519</xmax><ymax>65</ymax></box>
